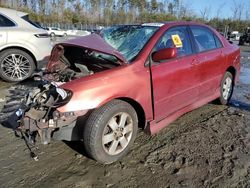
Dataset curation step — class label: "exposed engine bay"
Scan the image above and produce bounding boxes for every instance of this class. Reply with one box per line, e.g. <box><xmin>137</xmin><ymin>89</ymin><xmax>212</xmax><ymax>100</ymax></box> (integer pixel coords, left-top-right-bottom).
<box><xmin>0</xmin><ymin>43</ymin><xmax>122</xmax><ymax>160</ymax></box>
<box><xmin>44</xmin><ymin>45</ymin><xmax>120</xmax><ymax>82</ymax></box>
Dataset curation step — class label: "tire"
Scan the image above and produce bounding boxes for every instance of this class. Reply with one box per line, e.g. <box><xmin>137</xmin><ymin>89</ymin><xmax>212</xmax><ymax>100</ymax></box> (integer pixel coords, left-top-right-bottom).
<box><xmin>2</xmin><ymin>103</ymin><xmax>22</xmax><ymax>113</ymax></box>
<box><xmin>0</xmin><ymin>112</ymin><xmax>13</xmax><ymax>123</ymax></box>
<box><xmin>0</xmin><ymin>85</ymin><xmax>32</xmax><ymax>123</ymax></box>
<box><xmin>50</xmin><ymin>32</ymin><xmax>55</xmax><ymax>37</ymax></box>
<box><xmin>0</xmin><ymin>49</ymin><xmax>35</xmax><ymax>82</ymax></box>
<box><xmin>239</xmin><ymin>37</ymin><xmax>244</xmax><ymax>45</ymax></box>
<box><xmin>83</xmin><ymin>99</ymin><xmax>138</xmax><ymax>164</ymax></box>
<box><xmin>218</xmin><ymin>72</ymin><xmax>234</xmax><ymax>105</ymax></box>
<box><xmin>63</xmin><ymin>33</ymin><xmax>67</xmax><ymax>37</ymax></box>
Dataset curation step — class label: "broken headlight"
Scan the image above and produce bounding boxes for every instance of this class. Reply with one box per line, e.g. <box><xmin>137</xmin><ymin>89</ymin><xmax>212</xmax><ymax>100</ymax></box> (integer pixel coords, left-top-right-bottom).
<box><xmin>27</xmin><ymin>81</ymin><xmax>73</xmax><ymax>108</ymax></box>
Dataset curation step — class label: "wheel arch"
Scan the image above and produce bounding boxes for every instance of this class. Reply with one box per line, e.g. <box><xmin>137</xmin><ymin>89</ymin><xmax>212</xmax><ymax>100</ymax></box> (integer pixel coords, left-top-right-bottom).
<box><xmin>226</xmin><ymin>66</ymin><xmax>236</xmax><ymax>83</ymax></box>
<box><xmin>0</xmin><ymin>46</ymin><xmax>37</xmax><ymax>67</ymax></box>
<box><xmin>116</xmin><ymin>97</ymin><xmax>146</xmax><ymax>130</ymax></box>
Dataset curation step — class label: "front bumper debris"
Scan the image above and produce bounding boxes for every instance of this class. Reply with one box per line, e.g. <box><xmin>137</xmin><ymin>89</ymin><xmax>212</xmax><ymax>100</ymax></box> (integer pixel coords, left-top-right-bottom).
<box><xmin>0</xmin><ymin>79</ymin><xmax>86</xmax><ymax>145</ymax></box>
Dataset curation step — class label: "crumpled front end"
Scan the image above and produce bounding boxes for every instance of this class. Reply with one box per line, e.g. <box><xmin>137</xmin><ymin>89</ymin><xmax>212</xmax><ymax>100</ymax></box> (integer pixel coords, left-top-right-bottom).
<box><xmin>0</xmin><ymin>34</ymin><xmax>126</xmax><ymax>146</ymax></box>
<box><xmin>1</xmin><ymin>80</ymin><xmax>88</xmax><ymax>145</ymax></box>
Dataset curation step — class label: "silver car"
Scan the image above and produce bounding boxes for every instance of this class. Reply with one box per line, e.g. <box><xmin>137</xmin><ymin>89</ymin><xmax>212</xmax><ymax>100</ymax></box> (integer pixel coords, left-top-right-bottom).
<box><xmin>0</xmin><ymin>8</ymin><xmax>52</xmax><ymax>82</ymax></box>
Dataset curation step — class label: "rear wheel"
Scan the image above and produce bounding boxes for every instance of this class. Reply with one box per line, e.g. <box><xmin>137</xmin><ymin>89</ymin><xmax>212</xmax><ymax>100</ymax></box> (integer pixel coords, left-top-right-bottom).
<box><xmin>218</xmin><ymin>72</ymin><xmax>234</xmax><ymax>105</ymax></box>
<box><xmin>50</xmin><ymin>32</ymin><xmax>55</xmax><ymax>37</ymax></box>
<box><xmin>83</xmin><ymin>100</ymin><xmax>138</xmax><ymax>164</ymax></box>
<box><xmin>0</xmin><ymin>49</ymin><xmax>35</xmax><ymax>82</ymax></box>
<box><xmin>239</xmin><ymin>36</ymin><xmax>245</xmax><ymax>45</ymax></box>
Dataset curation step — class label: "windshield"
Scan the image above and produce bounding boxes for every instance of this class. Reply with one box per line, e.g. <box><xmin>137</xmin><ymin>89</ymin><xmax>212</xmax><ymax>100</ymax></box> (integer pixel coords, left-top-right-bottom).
<box><xmin>101</xmin><ymin>25</ymin><xmax>159</xmax><ymax>61</ymax></box>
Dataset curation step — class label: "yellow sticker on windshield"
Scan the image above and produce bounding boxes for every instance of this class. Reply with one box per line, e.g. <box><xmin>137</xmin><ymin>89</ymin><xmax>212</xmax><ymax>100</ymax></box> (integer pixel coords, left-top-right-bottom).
<box><xmin>171</xmin><ymin>34</ymin><xmax>183</xmax><ymax>48</ymax></box>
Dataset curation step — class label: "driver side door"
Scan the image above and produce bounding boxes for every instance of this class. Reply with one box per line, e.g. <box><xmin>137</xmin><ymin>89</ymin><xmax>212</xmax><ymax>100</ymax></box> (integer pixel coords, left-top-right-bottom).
<box><xmin>150</xmin><ymin>26</ymin><xmax>199</xmax><ymax>121</ymax></box>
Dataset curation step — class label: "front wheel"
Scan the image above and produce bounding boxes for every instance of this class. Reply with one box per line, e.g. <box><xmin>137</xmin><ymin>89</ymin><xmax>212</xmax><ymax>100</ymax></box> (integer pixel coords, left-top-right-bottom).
<box><xmin>218</xmin><ymin>72</ymin><xmax>234</xmax><ymax>105</ymax></box>
<box><xmin>83</xmin><ymin>100</ymin><xmax>138</xmax><ymax>164</ymax></box>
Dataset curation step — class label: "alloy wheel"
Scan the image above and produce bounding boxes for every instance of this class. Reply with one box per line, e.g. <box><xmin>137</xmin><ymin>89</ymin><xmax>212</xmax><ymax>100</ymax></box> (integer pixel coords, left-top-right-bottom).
<box><xmin>222</xmin><ymin>77</ymin><xmax>232</xmax><ymax>100</ymax></box>
<box><xmin>1</xmin><ymin>53</ymin><xmax>31</xmax><ymax>80</ymax></box>
<box><xmin>102</xmin><ymin>112</ymin><xmax>133</xmax><ymax>156</ymax></box>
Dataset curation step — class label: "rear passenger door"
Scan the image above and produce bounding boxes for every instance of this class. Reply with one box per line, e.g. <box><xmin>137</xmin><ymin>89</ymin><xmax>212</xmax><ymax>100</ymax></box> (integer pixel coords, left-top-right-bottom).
<box><xmin>0</xmin><ymin>14</ymin><xmax>13</xmax><ymax>46</ymax></box>
<box><xmin>189</xmin><ymin>26</ymin><xmax>225</xmax><ymax>99</ymax></box>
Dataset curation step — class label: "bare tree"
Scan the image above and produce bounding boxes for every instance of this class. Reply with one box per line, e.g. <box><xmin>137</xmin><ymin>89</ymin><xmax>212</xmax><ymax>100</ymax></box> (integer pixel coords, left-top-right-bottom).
<box><xmin>200</xmin><ymin>5</ymin><xmax>211</xmax><ymax>21</ymax></box>
<box><xmin>245</xmin><ymin>2</ymin><xmax>250</xmax><ymax>20</ymax></box>
<box><xmin>215</xmin><ymin>2</ymin><xmax>226</xmax><ymax>19</ymax></box>
<box><xmin>231</xmin><ymin>0</ymin><xmax>245</xmax><ymax>20</ymax></box>
<box><xmin>178</xmin><ymin>1</ymin><xmax>193</xmax><ymax>19</ymax></box>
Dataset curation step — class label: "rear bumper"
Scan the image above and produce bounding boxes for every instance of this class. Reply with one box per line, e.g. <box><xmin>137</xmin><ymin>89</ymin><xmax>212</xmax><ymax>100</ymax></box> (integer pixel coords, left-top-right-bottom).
<box><xmin>36</xmin><ymin>56</ymin><xmax>50</xmax><ymax>70</ymax></box>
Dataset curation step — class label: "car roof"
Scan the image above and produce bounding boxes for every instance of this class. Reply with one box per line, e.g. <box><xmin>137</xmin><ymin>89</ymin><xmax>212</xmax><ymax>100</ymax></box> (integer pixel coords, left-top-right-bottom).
<box><xmin>162</xmin><ymin>21</ymin><xmax>209</xmax><ymax>27</ymax></box>
<box><xmin>0</xmin><ymin>7</ymin><xmax>42</xmax><ymax>30</ymax></box>
<box><xmin>154</xmin><ymin>21</ymin><xmax>219</xmax><ymax>34</ymax></box>
<box><xmin>0</xmin><ymin>7</ymin><xmax>27</xmax><ymax>18</ymax></box>
<box><xmin>112</xmin><ymin>21</ymin><xmax>210</xmax><ymax>28</ymax></box>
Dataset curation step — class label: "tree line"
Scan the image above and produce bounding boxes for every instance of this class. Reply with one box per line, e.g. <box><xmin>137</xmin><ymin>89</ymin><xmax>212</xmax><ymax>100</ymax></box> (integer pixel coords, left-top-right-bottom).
<box><xmin>0</xmin><ymin>0</ymin><xmax>250</xmax><ymax>32</ymax></box>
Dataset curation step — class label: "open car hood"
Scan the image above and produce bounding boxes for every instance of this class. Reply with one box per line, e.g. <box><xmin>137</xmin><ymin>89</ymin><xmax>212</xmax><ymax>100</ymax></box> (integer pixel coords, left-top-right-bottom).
<box><xmin>57</xmin><ymin>34</ymin><xmax>127</xmax><ymax>64</ymax></box>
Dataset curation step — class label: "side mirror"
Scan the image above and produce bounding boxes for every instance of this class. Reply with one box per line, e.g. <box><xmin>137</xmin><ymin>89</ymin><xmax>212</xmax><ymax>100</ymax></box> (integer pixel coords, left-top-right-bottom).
<box><xmin>152</xmin><ymin>47</ymin><xmax>177</xmax><ymax>62</ymax></box>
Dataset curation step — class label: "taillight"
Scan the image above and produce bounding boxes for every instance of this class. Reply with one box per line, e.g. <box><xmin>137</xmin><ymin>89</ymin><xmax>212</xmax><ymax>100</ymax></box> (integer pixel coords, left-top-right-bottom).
<box><xmin>34</xmin><ymin>33</ymin><xmax>50</xmax><ymax>38</ymax></box>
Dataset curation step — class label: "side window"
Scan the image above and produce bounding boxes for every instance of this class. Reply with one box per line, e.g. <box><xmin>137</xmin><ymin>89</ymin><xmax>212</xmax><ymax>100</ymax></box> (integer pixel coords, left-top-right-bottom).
<box><xmin>214</xmin><ymin>34</ymin><xmax>223</xmax><ymax>48</ymax></box>
<box><xmin>190</xmin><ymin>26</ymin><xmax>218</xmax><ymax>52</ymax></box>
<box><xmin>155</xmin><ymin>26</ymin><xmax>193</xmax><ymax>58</ymax></box>
<box><xmin>0</xmin><ymin>14</ymin><xmax>15</xmax><ymax>27</ymax></box>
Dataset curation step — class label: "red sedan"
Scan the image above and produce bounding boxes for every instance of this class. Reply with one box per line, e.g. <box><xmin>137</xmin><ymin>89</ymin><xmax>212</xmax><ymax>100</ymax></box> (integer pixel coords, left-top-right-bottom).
<box><xmin>2</xmin><ymin>22</ymin><xmax>240</xmax><ymax>164</ymax></box>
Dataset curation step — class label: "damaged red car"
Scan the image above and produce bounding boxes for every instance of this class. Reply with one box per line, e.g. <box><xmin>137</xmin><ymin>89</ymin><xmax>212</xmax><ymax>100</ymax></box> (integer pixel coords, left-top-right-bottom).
<box><xmin>1</xmin><ymin>22</ymin><xmax>240</xmax><ymax>164</ymax></box>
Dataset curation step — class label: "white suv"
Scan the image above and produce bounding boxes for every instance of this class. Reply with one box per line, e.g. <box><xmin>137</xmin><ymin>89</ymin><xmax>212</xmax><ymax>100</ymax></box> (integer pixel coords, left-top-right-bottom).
<box><xmin>0</xmin><ymin>8</ymin><xmax>52</xmax><ymax>82</ymax></box>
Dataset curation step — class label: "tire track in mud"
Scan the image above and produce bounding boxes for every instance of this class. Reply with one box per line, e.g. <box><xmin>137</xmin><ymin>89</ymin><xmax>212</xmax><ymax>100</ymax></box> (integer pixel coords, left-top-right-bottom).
<box><xmin>144</xmin><ymin>105</ymin><xmax>229</xmax><ymax>157</ymax></box>
<box><xmin>139</xmin><ymin>105</ymin><xmax>250</xmax><ymax>188</ymax></box>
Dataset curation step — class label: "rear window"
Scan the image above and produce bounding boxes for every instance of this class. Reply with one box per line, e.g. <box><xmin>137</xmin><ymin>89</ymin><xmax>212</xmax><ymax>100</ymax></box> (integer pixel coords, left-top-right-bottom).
<box><xmin>0</xmin><ymin>14</ymin><xmax>15</xmax><ymax>27</ymax></box>
<box><xmin>190</xmin><ymin>26</ymin><xmax>218</xmax><ymax>52</ymax></box>
<box><xmin>214</xmin><ymin>34</ymin><xmax>223</xmax><ymax>48</ymax></box>
<box><xmin>21</xmin><ymin>15</ymin><xmax>42</xmax><ymax>29</ymax></box>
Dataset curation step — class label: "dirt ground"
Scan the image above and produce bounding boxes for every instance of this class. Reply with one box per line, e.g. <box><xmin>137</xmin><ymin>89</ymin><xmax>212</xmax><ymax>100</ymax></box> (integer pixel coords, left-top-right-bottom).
<box><xmin>1</xmin><ymin>45</ymin><xmax>250</xmax><ymax>188</ymax></box>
